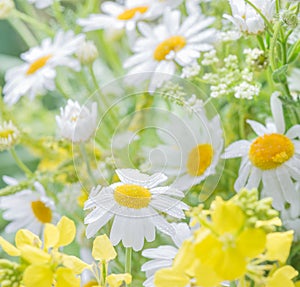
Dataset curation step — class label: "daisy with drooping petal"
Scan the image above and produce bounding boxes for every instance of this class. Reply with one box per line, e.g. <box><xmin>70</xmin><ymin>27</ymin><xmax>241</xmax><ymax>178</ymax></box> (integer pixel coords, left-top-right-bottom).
<box><xmin>56</xmin><ymin>100</ymin><xmax>98</xmax><ymax>143</ymax></box>
<box><xmin>222</xmin><ymin>92</ymin><xmax>300</xmax><ymax>217</ymax></box>
<box><xmin>0</xmin><ymin>121</ymin><xmax>20</xmax><ymax>151</ymax></box>
<box><xmin>224</xmin><ymin>0</ymin><xmax>275</xmax><ymax>35</ymax></box>
<box><xmin>84</xmin><ymin>169</ymin><xmax>188</xmax><ymax>251</ymax></box>
<box><xmin>27</xmin><ymin>0</ymin><xmax>53</xmax><ymax>9</ymax></box>
<box><xmin>142</xmin><ymin>223</ymin><xmax>191</xmax><ymax>287</ymax></box>
<box><xmin>124</xmin><ymin>9</ymin><xmax>216</xmax><ymax>91</ymax></box>
<box><xmin>148</xmin><ymin>107</ymin><xmax>223</xmax><ymax>190</ymax></box>
<box><xmin>77</xmin><ymin>0</ymin><xmax>183</xmax><ymax>32</ymax></box>
<box><xmin>0</xmin><ymin>176</ymin><xmax>55</xmax><ymax>234</ymax></box>
<box><xmin>3</xmin><ymin>31</ymin><xmax>85</xmax><ymax>105</ymax></box>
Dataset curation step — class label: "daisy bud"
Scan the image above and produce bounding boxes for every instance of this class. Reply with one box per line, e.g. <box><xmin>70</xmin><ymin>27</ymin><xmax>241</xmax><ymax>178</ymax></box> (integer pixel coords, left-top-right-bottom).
<box><xmin>280</xmin><ymin>10</ymin><xmax>298</xmax><ymax>29</ymax></box>
<box><xmin>0</xmin><ymin>0</ymin><xmax>14</xmax><ymax>19</ymax></box>
<box><xmin>76</xmin><ymin>41</ymin><xmax>99</xmax><ymax>65</ymax></box>
<box><xmin>0</xmin><ymin>121</ymin><xmax>20</xmax><ymax>151</ymax></box>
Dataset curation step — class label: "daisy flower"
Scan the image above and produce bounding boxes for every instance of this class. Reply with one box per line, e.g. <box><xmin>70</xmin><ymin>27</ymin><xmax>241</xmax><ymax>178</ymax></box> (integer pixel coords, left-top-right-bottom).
<box><xmin>0</xmin><ymin>121</ymin><xmax>20</xmax><ymax>151</ymax></box>
<box><xmin>224</xmin><ymin>0</ymin><xmax>275</xmax><ymax>34</ymax></box>
<box><xmin>124</xmin><ymin>9</ymin><xmax>216</xmax><ymax>91</ymax></box>
<box><xmin>142</xmin><ymin>223</ymin><xmax>191</xmax><ymax>287</ymax></box>
<box><xmin>0</xmin><ymin>0</ymin><xmax>14</xmax><ymax>19</ymax></box>
<box><xmin>148</xmin><ymin>108</ymin><xmax>223</xmax><ymax>190</ymax></box>
<box><xmin>222</xmin><ymin>93</ymin><xmax>300</xmax><ymax>217</ymax></box>
<box><xmin>3</xmin><ymin>30</ymin><xmax>85</xmax><ymax>105</ymax></box>
<box><xmin>77</xmin><ymin>0</ymin><xmax>183</xmax><ymax>32</ymax></box>
<box><xmin>84</xmin><ymin>169</ymin><xmax>188</xmax><ymax>251</ymax></box>
<box><xmin>27</xmin><ymin>0</ymin><xmax>53</xmax><ymax>9</ymax></box>
<box><xmin>0</xmin><ymin>176</ymin><xmax>55</xmax><ymax>234</ymax></box>
<box><xmin>56</xmin><ymin>100</ymin><xmax>98</xmax><ymax>143</ymax></box>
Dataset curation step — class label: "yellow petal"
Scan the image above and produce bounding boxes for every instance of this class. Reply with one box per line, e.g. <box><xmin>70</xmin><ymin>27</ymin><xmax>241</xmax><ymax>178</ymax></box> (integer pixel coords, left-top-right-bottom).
<box><xmin>15</xmin><ymin>229</ymin><xmax>41</xmax><ymax>249</ymax></box>
<box><xmin>267</xmin><ymin>266</ymin><xmax>298</xmax><ymax>287</ymax></box>
<box><xmin>266</xmin><ymin>231</ymin><xmax>294</xmax><ymax>263</ymax></box>
<box><xmin>92</xmin><ymin>234</ymin><xmax>117</xmax><ymax>262</ymax></box>
<box><xmin>44</xmin><ymin>224</ymin><xmax>59</xmax><ymax>250</ymax></box>
<box><xmin>23</xmin><ymin>265</ymin><xmax>53</xmax><ymax>287</ymax></box>
<box><xmin>0</xmin><ymin>236</ymin><xmax>20</xmax><ymax>256</ymax></box>
<box><xmin>154</xmin><ymin>268</ymin><xmax>189</xmax><ymax>287</ymax></box>
<box><xmin>194</xmin><ymin>261</ymin><xmax>222</xmax><ymax>287</ymax></box>
<box><xmin>106</xmin><ymin>273</ymin><xmax>132</xmax><ymax>287</ymax></box>
<box><xmin>211</xmin><ymin>198</ymin><xmax>245</xmax><ymax>235</ymax></box>
<box><xmin>61</xmin><ymin>254</ymin><xmax>89</xmax><ymax>274</ymax></box>
<box><xmin>55</xmin><ymin>267</ymin><xmax>80</xmax><ymax>287</ymax></box>
<box><xmin>20</xmin><ymin>245</ymin><xmax>51</xmax><ymax>265</ymax></box>
<box><xmin>173</xmin><ymin>240</ymin><xmax>195</xmax><ymax>271</ymax></box>
<box><xmin>55</xmin><ymin>216</ymin><xmax>76</xmax><ymax>248</ymax></box>
<box><xmin>237</xmin><ymin>228</ymin><xmax>266</xmax><ymax>258</ymax></box>
<box><xmin>255</xmin><ymin>217</ymin><xmax>282</xmax><ymax>228</ymax></box>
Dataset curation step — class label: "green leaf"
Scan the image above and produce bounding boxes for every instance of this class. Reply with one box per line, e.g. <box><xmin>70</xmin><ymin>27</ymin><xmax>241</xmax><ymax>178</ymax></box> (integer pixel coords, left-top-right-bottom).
<box><xmin>288</xmin><ymin>40</ymin><xmax>300</xmax><ymax>63</ymax></box>
<box><xmin>272</xmin><ymin>65</ymin><xmax>288</xmax><ymax>83</ymax></box>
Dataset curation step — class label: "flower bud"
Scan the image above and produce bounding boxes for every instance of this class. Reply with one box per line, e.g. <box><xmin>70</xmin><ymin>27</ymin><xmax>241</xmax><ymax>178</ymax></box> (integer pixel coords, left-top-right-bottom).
<box><xmin>0</xmin><ymin>0</ymin><xmax>14</xmax><ymax>19</ymax></box>
<box><xmin>76</xmin><ymin>41</ymin><xmax>99</xmax><ymax>65</ymax></box>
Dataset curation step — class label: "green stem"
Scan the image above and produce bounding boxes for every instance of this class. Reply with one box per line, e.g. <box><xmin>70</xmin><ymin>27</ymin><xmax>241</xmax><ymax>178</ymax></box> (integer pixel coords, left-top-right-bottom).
<box><xmin>13</xmin><ymin>10</ymin><xmax>54</xmax><ymax>36</ymax></box>
<box><xmin>275</xmin><ymin>0</ymin><xmax>280</xmax><ymax>13</ymax></box>
<box><xmin>125</xmin><ymin>247</ymin><xmax>132</xmax><ymax>286</ymax></box>
<box><xmin>7</xmin><ymin>18</ymin><xmax>37</xmax><ymax>47</ymax></box>
<box><xmin>52</xmin><ymin>0</ymin><xmax>68</xmax><ymax>29</ymax></box>
<box><xmin>101</xmin><ymin>261</ymin><xmax>107</xmax><ymax>286</ymax></box>
<box><xmin>10</xmin><ymin>148</ymin><xmax>33</xmax><ymax>177</ymax></box>
<box><xmin>80</xmin><ymin>143</ymin><xmax>98</xmax><ymax>186</ymax></box>
<box><xmin>270</xmin><ymin>22</ymin><xmax>282</xmax><ymax>71</ymax></box>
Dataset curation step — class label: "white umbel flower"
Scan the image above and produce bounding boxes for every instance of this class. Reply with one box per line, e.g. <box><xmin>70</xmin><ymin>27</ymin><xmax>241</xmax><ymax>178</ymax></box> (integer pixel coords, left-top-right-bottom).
<box><xmin>0</xmin><ymin>176</ymin><xmax>55</xmax><ymax>234</ymax></box>
<box><xmin>0</xmin><ymin>0</ymin><xmax>14</xmax><ymax>19</ymax></box>
<box><xmin>27</xmin><ymin>0</ymin><xmax>53</xmax><ymax>9</ymax></box>
<box><xmin>124</xmin><ymin>10</ymin><xmax>216</xmax><ymax>91</ymax></box>
<box><xmin>3</xmin><ymin>31</ymin><xmax>85</xmax><ymax>105</ymax></box>
<box><xmin>148</xmin><ymin>108</ymin><xmax>223</xmax><ymax>190</ymax></box>
<box><xmin>84</xmin><ymin>169</ymin><xmax>188</xmax><ymax>251</ymax></box>
<box><xmin>142</xmin><ymin>223</ymin><xmax>191</xmax><ymax>287</ymax></box>
<box><xmin>78</xmin><ymin>0</ymin><xmax>182</xmax><ymax>32</ymax></box>
<box><xmin>224</xmin><ymin>0</ymin><xmax>275</xmax><ymax>34</ymax></box>
<box><xmin>222</xmin><ymin>93</ymin><xmax>300</xmax><ymax>217</ymax></box>
<box><xmin>56</xmin><ymin>100</ymin><xmax>98</xmax><ymax>143</ymax></box>
<box><xmin>0</xmin><ymin>121</ymin><xmax>20</xmax><ymax>151</ymax></box>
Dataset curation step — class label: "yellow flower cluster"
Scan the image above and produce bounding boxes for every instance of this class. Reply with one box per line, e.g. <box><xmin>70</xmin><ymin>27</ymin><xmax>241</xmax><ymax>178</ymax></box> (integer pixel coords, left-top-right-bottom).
<box><xmin>154</xmin><ymin>189</ymin><xmax>299</xmax><ymax>287</ymax></box>
<box><xmin>0</xmin><ymin>217</ymin><xmax>131</xmax><ymax>287</ymax></box>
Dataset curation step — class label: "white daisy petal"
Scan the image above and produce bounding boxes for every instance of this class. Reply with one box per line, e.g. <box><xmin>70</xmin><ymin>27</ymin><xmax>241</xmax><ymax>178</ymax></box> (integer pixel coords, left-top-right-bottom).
<box><xmin>246</xmin><ymin>119</ymin><xmax>269</xmax><ymax>136</ymax></box>
<box><xmin>271</xmin><ymin>92</ymin><xmax>285</xmax><ymax>134</ymax></box>
<box><xmin>222</xmin><ymin>140</ymin><xmax>250</xmax><ymax>159</ymax></box>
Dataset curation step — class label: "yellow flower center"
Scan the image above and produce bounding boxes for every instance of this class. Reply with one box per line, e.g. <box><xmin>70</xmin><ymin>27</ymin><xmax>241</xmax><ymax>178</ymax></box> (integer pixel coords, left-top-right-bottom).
<box><xmin>31</xmin><ymin>200</ymin><xmax>52</xmax><ymax>223</ymax></box>
<box><xmin>249</xmin><ymin>133</ymin><xmax>294</xmax><ymax>170</ymax></box>
<box><xmin>117</xmin><ymin>6</ymin><xmax>148</xmax><ymax>20</ymax></box>
<box><xmin>26</xmin><ymin>55</ymin><xmax>52</xmax><ymax>75</ymax></box>
<box><xmin>153</xmin><ymin>36</ymin><xmax>186</xmax><ymax>61</ymax></box>
<box><xmin>0</xmin><ymin>129</ymin><xmax>14</xmax><ymax>139</ymax></box>
<box><xmin>186</xmin><ymin>144</ymin><xmax>214</xmax><ymax>176</ymax></box>
<box><xmin>114</xmin><ymin>184</ymin><xmax>151</xmax><ymax>209</ymax></box>
<box><xmin>220</xmin><ymin>233</ymin><xmax>236</xmax><ymax>250</ymax></box>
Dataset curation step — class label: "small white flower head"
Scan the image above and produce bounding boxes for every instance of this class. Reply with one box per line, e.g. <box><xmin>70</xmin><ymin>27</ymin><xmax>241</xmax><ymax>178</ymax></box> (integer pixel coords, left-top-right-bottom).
<box><xmin>244</xmin><ymin>48</ymin><xmax>268</xmax><ymax>69</ymax></box>
<box><xmin>56</xmin><ymin>100</ymin><xmax>98</xmax><ymax>143</ymax></box>
<box><xmin>0</xmin><ymin>177</ymin><xmax>55</xmax><ymax>234</ymax></box>
<box><xmin>201</xmin><ymin>49</ymin><xmax>218</xmax><ymax>66</ymax></box>
<box><xmin>84</xmin><ymin>169</ymin><xmax>188</xmax><ymax>251</ymax></box>
<box><xmin>0</xmin><ymin>0</ymin><xmax>14</xmax><ymax>19</ymax></box>
<box><xmin>181</xmin><ymin>62</ymin><xmax>201</xmax><ymax>79</ymax></box>
<box><xmin>76</xmin><ymin>40</ymin><xmax>99</xmax><ymax>65</ymax></box>
<box><xmin>224</xmin><ymin>0</ymin><xmax>275</xmax><ymax>34</ymax></box>
<box><xmin>3</xmin><ymin>31</ymin><xmax>85</xmax><ymax>105</ymax></box>
<box><xmin>279</xmin><ymin>9</ymin><xmax>298</xmax><ymax>29</ymax></box>
<box><xmin>27</xmin><ymin>0</ymin><xmax>53</xmax><ymax>9</ymax></box>
<box><xmin>0</xmin><ymin>121</ymin><xmax>20</xmax><ymax>151</ymax></box>
<box><xmin>124</xmin><ymin>9</ymin><xmax>216</xmax><ymax>91</ymax></box>
<box><xmin>210</xmin><ymin>83</ymin><xmax>229</xmax><ymax>98</ymax></box>
<box><xmin>233</xmin><ymin>81</ymin><xmax>260</xmax><ymax>100</ymax></box>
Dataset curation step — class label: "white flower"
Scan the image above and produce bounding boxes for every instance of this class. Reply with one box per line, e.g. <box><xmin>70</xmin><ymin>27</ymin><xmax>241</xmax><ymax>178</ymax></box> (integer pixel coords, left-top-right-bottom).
<box><xmin>224</xmin><ymin>0</ymin><xmax>275</xmax><ymax>34</ymax></box>
<box><xmin>27</xmin><ymin>0</ymin><xmax>53</xmax><ymax>9</ymax></box>
<box><xmin>233</xmin><ymin>81</ymin><xmax>260</xmax><ymax>100</ymax></box>
<box><xmin>181</xmin><ymin>62</ymin><xmax>201</xmax><ymax>79</ymax></box>
<box><xmin>76</xmin><ymin>40</ymin><xmax>99</xmax><ymax>65</ymax></box>
<box><xmin>3</xmin><ymin>31</ymin><xmax>85</xmax><ymax>105</ymax></box>
<box><xmin>222</xmin><ymin>93</ymin><xmax>300</xmax><ymax>217</ymax></box>
<box><xmin>0</xmin><ymin>121</ymin><xmax>20</xmax><ymax>151</ymax></box>
<box><xmin>0</xmin><ymin>0</ymin><xmax>14</xmax><ymax>19</ymax></box>
<box><xmin>148</xmin><ymin>108</ymin><xmax>223</xmax><ymax>190</ymax></box>
<box><xmin>84</xmin><ymin>169</ymin><xmax>188</xmax><ymax>251</ymax></box>
<box><xmin>201</xmin><ymin>49</ymin><xmax>218</xmax><ymax>66</ymax></box>
<box><xmin>142</xmin><ymin>222</ymin><xmax>191</xmax><ymax>287</ymax></box>
<box><xmin>0</xmin><ymin>176</ymin><xmax>55</xmax><ymax>234</ymax></box>
<box><xmin>288</xmin><ymin>68</ymin><xmax>300</xmax><ymax>92</ymax></box>
<box><xmin>77</xmin><ymin>0</ymin><xmax>183</xmax><ymax>32</ymax></box>
<box><xmin>56</xmin><ymin>100</ymin><xmax>98</xmax><ymax>143</ymax></box>
<box><xmin>124</xmin><ymin>10</ymin><xmax>216</xmax><ymax>91</ymax></box>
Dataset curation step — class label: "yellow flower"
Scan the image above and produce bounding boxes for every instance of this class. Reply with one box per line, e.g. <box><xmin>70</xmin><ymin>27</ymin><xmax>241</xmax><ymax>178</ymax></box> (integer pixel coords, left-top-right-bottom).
<box><xmin>266</xmin><ymin>266</ymin><xmax>298</xmax><ymax>287</ymax></box>
<box><xmin>92</xmin><ymin>235</ymin><xmax>117</xmax><ymax>262</ymax></box>
<box><xmin>195</xmin><ymin>198</ymin><xmax>266</xmax><ymax>281</ymax></box>
<box><xmin>0</xmin><ymin>216</ymin><xmax>88</xmax><ymax>287</ymax></box>
<box><xmin>106</xmin><ymin>273</ymin><xmax>132</xmax><ymax>287</ymax></box>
